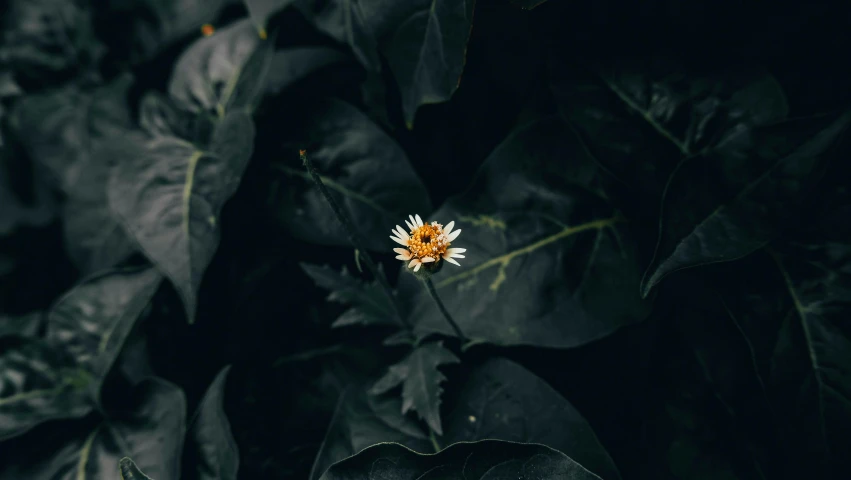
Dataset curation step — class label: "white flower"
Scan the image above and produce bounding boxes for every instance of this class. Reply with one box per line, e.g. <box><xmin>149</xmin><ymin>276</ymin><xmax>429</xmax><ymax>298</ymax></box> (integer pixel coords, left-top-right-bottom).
<box><xmin>390</xmin><ymin>214</ymin><xmax>465</xmax><ymax>272</ymax></box>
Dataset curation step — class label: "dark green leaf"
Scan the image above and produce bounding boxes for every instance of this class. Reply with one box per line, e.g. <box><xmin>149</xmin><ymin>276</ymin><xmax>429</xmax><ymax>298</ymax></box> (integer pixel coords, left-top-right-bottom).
<box><xmin>243</xmin><ymin>0</ymin><xmax>297</xmax><ymax>29</ymax></box>
<box><xmin>128</xmin><ymin>0</ymin><xmax>228</xmax><ymax>61</ymax></box>
<box><xmin>47</xmin><ymin>266</ymin><xmax>163</xmax><ymax>405</ymax></box>
<box><xmin>0</xmin><ymin>378</ymin><xmax>186</xmax><ymax>480</ymax></box>
<box><xmin>310</xmin><ymin>358</ymin><xmax>620</xmax><ymax>480</ymax></box>
<box><xmin>272</xmin><ymin>99</ymin><xmax>431</xmax><ymax>250</ymax></box>
<box><xmin>0</xmin><ymin>0</ymin><xmax>104</xmax><ymax>78</ymax></box>
<box><xmin>168</xmin><ymin>19</ymin><xmax>272</xmax><ymax>115</ymax></box>
<box><xmin>0</xmin><ymin>149</ymin><xmax>55</xmax><ymax>235</ymax></box>
<box><xmin>293</xmin><ymin>0</ymin><xmax>380</xmax><ymax>71</ymax></box>
<box><xmin>187</xmin><ymin>366</ymin><xmax>239</xmax><ymax>480</ymax></box>
<box><xmin>300</xmin><ymin>263</ymin><xmax>396</xmax><ymax>328</ymax></box>
<box><xmin>119</xmin><ymin>457</ymin><xmax>155</xmax><ymax>480</ymax></box>
<box><xmin>370</xmin><ymin>341</ymin><xmax>459</xmax><ymax>435</ymax></box>
<box><xmin>400</xmin><ymin>116</ymin><xmax>650</xmax><ymax>348</ymax></box>
<box><xmin>318</xmin><ymin>440</ymin><xmax>602</xmax><ymax>480</ymax></box>
<box><xmin>264</xmin><ymin>48</ymin><xmax>353</xmax><ymax>96</ymax></box>
<box><xmin>641</xmin><ymin>111</ymin><xmax>851</xmax><ymax>297</ymax></box>
<box><xmin>551</xmin><ymin>58</ymin><xmax>789</xmax><ymax>204</ymax></box>
<box><xmin>0</xmin><ymin>311</ymin><xmax>44</xmax><ymax>339</ymax></box>
<box><xmin>0</xmin><ymin>339</ymin><xmax>92</xmax><ymax>441</ymax></box>
<box><xmin>381</xmin><ymin>0</ymin><xmax>476</xmax><ymax>129</ymax></box>
<box><xmin>108</xmin><ymin>112</ymin><xmax>255</xmax><ymax>322</ymax></box>
<box><xmin>509</xmin><ymin>0</ymin><xmax>549</xmax><ymax>9</ymax></box>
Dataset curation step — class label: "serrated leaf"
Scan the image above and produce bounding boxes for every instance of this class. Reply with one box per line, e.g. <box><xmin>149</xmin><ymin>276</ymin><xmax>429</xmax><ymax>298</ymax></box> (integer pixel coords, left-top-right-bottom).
<box><xmin>370</xmin><ymin>341</ymin><xmax>459</xmax><ymax>435</ymax></box>
<box><xmin>641</xmin><ymin>111</ymin><xmax>851</xmax><ymax>297</ymax></box>
<box><xmin>381</xmin><ymin>0</ymin><xmax>476</xmax><ymax>128</ymax></box>
<box><xmin>0</xmin><ymin>338</ymin><xmax>92</xmax><ymax>441</ymax></box>
<box><xmin>187</xmin><ymin>366</ymin><xmax>239</xmax><ymax>480</ymax></box>
<box><xmin>300</xmin><ymin>263</ymin><xmax>396</xmax><ymax>328</ymax></box>
<box><xmin>319</xmin><ymin>440</ymin><xmax>602</xmax><ymax>480</ymax></box>
<box><xmin>311</xmin><ymin>358</ymin><xmax>621</xmax><ymax>480</ymax></box>
<box><xmin>47</xmin><ymin>266</ymin><xmax>163</xmax><ymax>405</ymax></box>
<box><xmin>168</xmin><ymin>19</ymin><xmax>273</xmax><ymax>116</ymax></box>
<box><xmin>119</xmin><ymin>457</ymin><xmax>155</xmax><ymax>480</ymax></box>
<box><xmin>0</xmin><ymin>378</ymin><xmax>186</xmax><ymax>480</ymax></box>
<box><xmin>400</xmin><ymin>116</ymin><xmax>651</xmax><ymax>348</ymax></box>
<box><xmin>272</xmin><ymin>99</ymin><xmax>431</xmax><ymax>250</ymax></box>
<box><xmin>108</xmin><ymin>112</ymin><xmax>255</xmax><ymax>323</ymax></box>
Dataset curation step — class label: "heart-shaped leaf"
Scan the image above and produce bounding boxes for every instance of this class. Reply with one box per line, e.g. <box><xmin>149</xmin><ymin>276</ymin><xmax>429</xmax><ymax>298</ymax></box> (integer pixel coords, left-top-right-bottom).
<box><xmin>186</xmin><ymin>366</ymin><xmax>240</xmax><ymax>480</ymax></box>
<box><xmin>311</xmin><ymin>358</ymin><xmax>619</xmax><ymax>480</ymax></box>
<box><xmin>108</xmin><ymin>112</ymin><xmax>255</xmax><ymax>322</ymax></box>
<box><xmin>319</xmin><ymin>440</ymin><xmax>602</xmax><ymax>480</ymax></box>
<box><xmin>168</xmin><ymin>19</ymin><xmax>273</xmax><ymax>116</ymax></box>
<box><xmin>47</xmin><ymin>266</ymin><xmax>163</xmax><ymax>405</ymax></box>
<box><xmin>370</xmin><ymin>341</ymin><xmax>459</xmax><ymax>435</ymax></box>
<box><xmin>272</xmin><ymin>99</ymin><xmax>431</xmax><ymax>250</ymax></box>
<box><xmin>0</xmin><ymin>378</ymin><xmax>186</xmax><ymax>480</ymax></box>
<box><xmin>301</xmin><ymin>263</ymin><xmax>397</xmax><ymax>328</ymax></box>
<box><xmin>641</xmin><ymin>111</ymin><xmax>851</xmax><ymax>296</ymax></box>
<box><xmin>400</xmin><ymin>116</ymin><xmax>651</xmax><ymax>348</ymax></box>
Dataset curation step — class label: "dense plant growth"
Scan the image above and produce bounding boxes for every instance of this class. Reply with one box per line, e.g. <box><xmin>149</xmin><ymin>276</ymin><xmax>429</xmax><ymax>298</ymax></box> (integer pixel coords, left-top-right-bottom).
<box><xmin>1</xmin><ymin>0</ymin><xmax>850</xmax><ymax>479</ymax></box>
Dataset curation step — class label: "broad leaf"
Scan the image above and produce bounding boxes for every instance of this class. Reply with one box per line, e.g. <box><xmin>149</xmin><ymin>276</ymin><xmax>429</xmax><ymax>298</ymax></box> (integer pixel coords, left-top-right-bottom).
<box><xmin>0</xmin><ymin>311</ymin><xmax>44</xmax><ymax>339</ymax></box>
<box><xmin>370</xmin><ymin>341</ymin><xmax>459</xmax><ymax>435</ymax></box>
<box><xmin>641</xmin><ymin>111</ymin><xmax>851</xmax><ymax>296</ymax></box>
<box><xmin>108</xmin><ymin>112</ymin><xmax>255</xmax><ymax>322</ymax></box>
<box><xmin>11</xmin><ymin>75</ymin><xmax>137</xmax><ymax>274</ymax></box>
<box><xmin>168</xmin><ymin>19</ymin><xmax>273</xmax><ymax>115</ymax></box>
<box><xmin>301</xmin><ymin>263</ymin><xmax>397</xmax><ymax>328</ymax></box>
<box><xmin>119</xmin><ymin>457</ymin><xmax>155</xmax><ymax>480</ymax></box>
<box><xmin>400</xmin><ymin>116</ymin><xmax>651</xmax><ymax>348</ymax></box>
<box><xmin>0</xmin><ymin>378</ymin><xmax>186</xmax><ymax>480</ymax></box>
<box><xmin>264</xmin><ymin>48</ymin><xmax>353</xmax><ymax>96</ymax></box>
<box><xmin>125</xmin><ymin>0</ymin><xmax>228</xmax><ymax>62</ymax></box>
<box><xmin>292</xmin><ymin>0</ymin><xmax>380</xmax><ymax>71</ymax></box>
<box><xmin>47</xmin><ymin>266</ymin><xmax>163</xmax><ymax>405</ymax></box>
<box><xmin>550</xmin><ymin>57</ymin><xmax>789</xmax><ymax>205</ymax></box>
<box><xmin>186</xmin><ymin>366</ymin><xmax>240</xmax><ymax>480</ymax></box>
<box><xmin>273</xmin><ymin>99</ymin><xmax>431</xmax><ymax>250</ymax></box>
<box><xmin>319</xmin><ymin>440</ymin><xmax>602</xmax><ymax>480</ymax></box>
<box><xmin>381</xmin><ymin>0</ymin><xmax>476</xmax><ymax>129</ymax></box>
<box><xmin>243</xmin><ymin>0</ymin><xmax>297</xmax><ymax>29</ymax></box>
<box><xmin>0</xmin><ymin>339</ymin><xmax>92</xmax><ymax>441</ymax></box>
<box><xmin>311</xmin><ymin>358</ymin><xmax>621</xmax><ymax>480</ymax></box>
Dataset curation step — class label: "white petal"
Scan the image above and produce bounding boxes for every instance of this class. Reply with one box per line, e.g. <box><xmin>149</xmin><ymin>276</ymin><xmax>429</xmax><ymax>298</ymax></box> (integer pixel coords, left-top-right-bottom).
<box><xmin>405</xmin><ymin>219</ymin><xmax>415</xmax><ymax>231</ymax></box>
<box><xmin>421</xmin><ymin>257</ymin><xmax>435</xmax><ymax>263</ymax></box>
<box><xmin>390</xmin><ymin>236</ymin><xmax>408</xmax><ymax>246</ymax></box>
<box><xmin>393</xmin><ymin>247</ymin><xmax>408</xmax><ymax>255</ymax></box>
<box><xmin>443</xmin><ymin>221</ymin><xmax>455</xmax><ymax>235</ymax></box>
<box><xmin>444</xmin><ymin>257</ymin><xmax>461</xmax><ymax>266</ymax></box>
<box><xmin>449</xmin><ymin>253</ymin><xmax>465</xmax><ymax>259</ymax></box>
<box><xmin>447</xmin><ymin>229</ymin><xmax>462</xmax><ymax>241</ymax></box>
<box><xmin>396</xmin><ymin>254</ymin><xmax>412</xmax><ymax>260</ymax></box>
<box><xmin>446</xmin><ymin>247</ymin><xmax>466</xmax><ymax>254</ymax></box>
<box><xmin>408</xmin><ymin>259</ymin><xmax>421</xmax><ymax>269</ymax></box>
<box><xmin>414</xmin><ymin>262</ymin><xmax>422</xmax><ymax>272</ymax></box>
<box><xmin>408</xmin><ymin>215</ymin><xmax>417</xmax><ymax>228</ymax></box>
<box><xmin>415</xmin><ymin>214</ymin><xmax>423</xmax><ymax>227</ymax></box>
<box><xmin>394</xmin><ymin>225</ymin><xmax>409</xmax><ymax>239</ymax></box>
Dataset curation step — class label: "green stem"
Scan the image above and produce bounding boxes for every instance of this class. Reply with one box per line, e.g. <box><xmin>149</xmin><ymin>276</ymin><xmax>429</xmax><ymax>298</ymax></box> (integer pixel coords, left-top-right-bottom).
<box><xmin>424</xmin><ymin>278</ymin><xmax>464</xmax><ymax>339</ymax></box>
<box><xmin>300</xmin><ymin>150</ymin><xmax>411</xmax><ymax>331</ymax></box>
<box><xmin>428</xmin><ymin>429</ymin><xmax>441</xmax><ymax>453</ymax></box>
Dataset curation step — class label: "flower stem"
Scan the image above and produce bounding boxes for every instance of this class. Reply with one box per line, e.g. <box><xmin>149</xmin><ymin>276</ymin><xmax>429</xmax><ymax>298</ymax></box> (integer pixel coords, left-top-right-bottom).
<box><xmin>423</xmin><ymin>278</ymin><xmax>464</xmax><ymax>339</ymax></box>
<box><xmin>300</xmin><ymin>149</ymin><xmax>412</xmax><ymax>331</ymax></box>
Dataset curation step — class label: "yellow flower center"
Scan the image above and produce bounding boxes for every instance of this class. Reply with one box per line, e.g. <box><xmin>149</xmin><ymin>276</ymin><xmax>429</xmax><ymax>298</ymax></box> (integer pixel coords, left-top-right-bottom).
<box><xmin>408</xmin><ymin>222</ymin><xmax>450</xmax><ymax>260</ymax></box>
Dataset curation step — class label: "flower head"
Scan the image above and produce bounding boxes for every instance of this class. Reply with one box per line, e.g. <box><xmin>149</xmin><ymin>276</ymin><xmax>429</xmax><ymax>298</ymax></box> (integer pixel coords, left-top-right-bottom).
<box><xmin>391</xmin><ymin>214</ymin><xmax>466</xmax><ymax>272</ymax></box>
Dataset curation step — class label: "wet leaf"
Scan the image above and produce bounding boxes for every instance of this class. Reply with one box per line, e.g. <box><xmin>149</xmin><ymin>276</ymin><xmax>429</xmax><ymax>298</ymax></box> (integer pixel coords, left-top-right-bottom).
<box><xmin>108</xmin><ymin>112</ymin><xmax>255</xmax><ymax>322</ymax></box>
<box><xmin>273</xmin><ymin>99</ymin><xmax>431</xmax><ymax>250</ymax></box>
<box><xmin>370</xmin><ymin>341</ymin><xmax>459</xmax><ymax>435</ymax></box>
<box><xmin>318</xmin><ymin>439</ymin><xmax>602</xmax><ymax>480</ymax></box>
<box><xmin>400</xmin><ymin>116</ymin><xmax>650</xmax><ymax>348</ymax></box>
<box><xmin>301</xmin><ymin>263</ymin><xmax>397</xmax><ymax>328</ymax></box>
